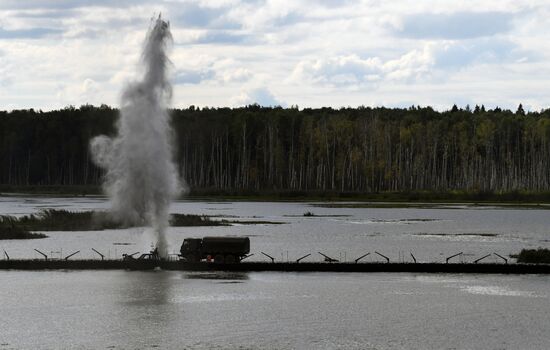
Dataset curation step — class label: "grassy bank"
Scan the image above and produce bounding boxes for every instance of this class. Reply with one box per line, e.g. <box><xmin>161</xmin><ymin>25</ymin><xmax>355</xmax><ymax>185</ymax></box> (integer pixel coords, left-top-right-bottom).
<box><xmin>1</xmin><ymin>209</ymin><xmax>226</xmax><ymax>233</ymax></box>
<box><xmin>514</xmin><ymin>248</ymin><xmax>550</xmax><ymax>264</ymax></box>
<box><xmin>0</xmin><ymin>210</ymin><xmax>225</xmax><ymax>239</ymax></box>
<box><xmin>0</xmin><ymin>216</ymin><xmax>48</xmax><ymax>239</ymax></box>
<box><xmin>190</xmin><ymin>189</ymin><xmax>550</xmax><ymax>203</ymax></box>
<box><xmin>0</xmin><ymin>185</ymin><xmax>102</xmax><ymax>196</ymax></box>
<box><xmin>4</xmin><ymin>186</ymin><xmax>550</xmax><ymax>203</ymax></box>
<box><xmin>0</xmin><ymin>209</ymin><xmax>283</xmax><ymax>239</ymax></box>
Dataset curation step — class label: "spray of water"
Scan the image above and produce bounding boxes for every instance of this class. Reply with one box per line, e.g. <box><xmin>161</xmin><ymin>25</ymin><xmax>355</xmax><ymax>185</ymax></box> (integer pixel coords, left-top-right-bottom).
<box><xmin>90</xmin><ymin>16</ymin><xmax>181</xmax><ymax>257</ymax></box>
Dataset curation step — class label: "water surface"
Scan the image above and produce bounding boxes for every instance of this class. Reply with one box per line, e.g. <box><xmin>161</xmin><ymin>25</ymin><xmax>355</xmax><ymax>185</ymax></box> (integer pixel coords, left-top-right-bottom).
<box><xmin>1</xmin><ymin>196</ymin><xmax>550</xmax><ymax>349</ymax></box>
<box><xmin>0</xmin><ymin>196</ymin><xmax>548</xmax><ymax>263</ymax></box>
<box><xmin>1</xmin><ymin>271</ymin><xmax>549</xmax><ymax>349</ymax></box>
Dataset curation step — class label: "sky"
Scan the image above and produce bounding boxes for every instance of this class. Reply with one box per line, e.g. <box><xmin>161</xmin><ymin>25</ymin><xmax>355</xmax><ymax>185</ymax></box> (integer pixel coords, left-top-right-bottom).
<box><xmin>0</xmin><ymin>0</ymin><xmax>549</xmax><ymax>111</ymax></box>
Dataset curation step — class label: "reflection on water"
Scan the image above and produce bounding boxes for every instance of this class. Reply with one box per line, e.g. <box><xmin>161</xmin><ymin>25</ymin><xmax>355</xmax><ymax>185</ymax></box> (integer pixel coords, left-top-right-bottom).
<box><xmin>460</xmin><ymin>285</ymin><xmax>545</xmax><ymax>298</ymax></box>
<box><xmin>184</xmin><ymin>271</ymin><xmax>250</xmax><ymax>281</ymax></box>
<box><xmin>119</xmin><ymin>271</ymin><xmax>172</xmax><ymax>306</ymax></box>
<box><xmin>1</xmin><ymin>271</ymin><xmax>549</xmax><ymax>349</ymax></box>
<box><xmin>111</xmin><ymin>271</ymin><xmax>175</xmax><ymax>348</ymax></box>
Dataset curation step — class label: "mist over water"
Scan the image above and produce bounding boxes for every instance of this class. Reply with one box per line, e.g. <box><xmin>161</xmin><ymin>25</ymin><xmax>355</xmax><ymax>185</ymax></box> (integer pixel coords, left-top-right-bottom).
<box><xmin>90</xmin><ymin>16</ymin><xmax>181</xmax><ymax>256</ymax></box>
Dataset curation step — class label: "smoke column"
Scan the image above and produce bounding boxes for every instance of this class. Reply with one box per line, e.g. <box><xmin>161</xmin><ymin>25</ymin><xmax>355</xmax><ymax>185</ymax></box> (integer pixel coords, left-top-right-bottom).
<box><xmin>90</xmin><ymin>16</ymin><xmax>181</xmax><ymax>257</ymax></box>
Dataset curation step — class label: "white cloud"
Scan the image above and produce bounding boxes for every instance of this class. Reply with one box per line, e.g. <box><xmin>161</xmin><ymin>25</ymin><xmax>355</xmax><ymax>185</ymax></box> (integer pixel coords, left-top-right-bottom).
<box><xmin>172</xmin><ymin>55</ymin><xmax>253</xmax><ymax>85</ymax></box>
<box><xmin>392</xmin><ymin>12</ymin><xmax>514</xmax><ymax>39</ymax></box>
<box><xmin>220</xmin><ymin>67</ymin><xmax>251</xmax><ymax>83</ymax></box>
<box><xmin>0</xmin><ymin>0</ymin><xmax>549</xmax><ymax>110</ymax></box>
<box><xmin>230</xmin><ymin>87</ymin><xmax>285</xmax><ymax>107</ymax></box>
<box><xmin>80</xmin><ymin>78</ymin><xmax>100</xmax><ymax>99</ymax></box>
<box><xmin>290</xmin><ymin>46</ymin><xmax>435</xmax><ymax>87</ymax></box>
<box><xmin>225</xmin><ymin>0</ymin><xmax>303</xmax><ymax>31</ymax></box>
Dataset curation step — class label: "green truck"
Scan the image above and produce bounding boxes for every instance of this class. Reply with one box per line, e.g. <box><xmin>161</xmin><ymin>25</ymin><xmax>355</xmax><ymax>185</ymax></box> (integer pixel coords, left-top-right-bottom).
<box><xmin>180</xmin><ymin>236</ymin><xmax>250</xmax><ymax>263</ymax></box>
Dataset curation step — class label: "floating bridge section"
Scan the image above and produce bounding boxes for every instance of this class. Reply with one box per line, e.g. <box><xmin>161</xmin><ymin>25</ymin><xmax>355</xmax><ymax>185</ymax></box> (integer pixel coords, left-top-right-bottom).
<box><xmin>0</xmin><ymin>259</ymin><xmax>549</xmax><ymax>274</ymax></box>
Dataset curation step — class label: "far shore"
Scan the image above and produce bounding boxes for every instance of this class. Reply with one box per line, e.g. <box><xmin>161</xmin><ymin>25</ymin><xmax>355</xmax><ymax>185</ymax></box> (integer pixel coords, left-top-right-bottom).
<box><xmin>3</xmin><ymin>185</ymin><xmax>550</xmax><ymax>205</ymax></box>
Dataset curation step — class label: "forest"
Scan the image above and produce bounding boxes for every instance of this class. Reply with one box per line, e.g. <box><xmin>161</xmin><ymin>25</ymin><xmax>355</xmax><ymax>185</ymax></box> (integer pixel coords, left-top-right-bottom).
<box><xmin>2</xmin><ymin>104</ymin><xmax>550</xmax><ymax>198</ymax></box>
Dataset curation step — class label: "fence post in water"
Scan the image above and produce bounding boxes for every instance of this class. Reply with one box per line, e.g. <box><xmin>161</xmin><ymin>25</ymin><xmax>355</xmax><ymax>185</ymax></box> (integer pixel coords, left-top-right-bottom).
<box><xmin>445</xmin><ymin>252</ymin><xmax>463</xmax><ymax>263</ymax></box>
<box><xmin>34</xmin><ymin>249</ymin><xmax>48</xmax><ymax>260</ymax></box>
<box><xmin>91</xmin><ymin>248</ymin><xmax>105</xmax><ymax>260</ymax></box>
<box><xmin>410</xmin><ymin>252</ymin><xmax>417</xmax><ymax>263</ymax></box>
<box><xmin>3</xmin><ymin>250</ymin><xmax>9</xmax><ymax>260</ymax></box>
<box><xmin>354</xmin><ymin>252</ymin><xmax>370</xmax><ymax>263</ymax></box>
<box><xmin>261</xmin><ymin>252</ymin><xmax>275</xmax><ymax>263</ymax></box>
<box><xmin>473</xmin><ymin>254</ymin><xmax>492</xmax><ymax>264</ymax></box>
<box><xmin>240</xmin><ymin>253</ymin><xmax>254</xmax><ymax>261</ymax></box>
<box><xmin>318</xmin><ymin>252</ymin><xmax>338</xmax><ymax>263</ymax></box>
<box><xmin>375</xmin><ymin>251</ymin><xmax>390</xmax><ymax>263</ymax></box>
<box><xmin>64</xmin><ymin>250</ymin><xmax>80</xmax><ymax>261</ymax></box>
<box><xmin>493</xmin><ymin>253</ymin><xmax>508</xmax><ymax>264</ymax></box>
<box><xmin>296</xmin><ymin>253</ymin><xmax>311</xmax><ymax>263</ymax></box>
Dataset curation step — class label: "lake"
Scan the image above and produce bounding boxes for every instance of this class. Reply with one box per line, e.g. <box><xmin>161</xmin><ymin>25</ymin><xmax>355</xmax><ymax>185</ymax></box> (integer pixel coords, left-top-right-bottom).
<box><xmin>1</xmin><ymin>196</ymin><xmax>549</xmax><ymax>349</ymax></box>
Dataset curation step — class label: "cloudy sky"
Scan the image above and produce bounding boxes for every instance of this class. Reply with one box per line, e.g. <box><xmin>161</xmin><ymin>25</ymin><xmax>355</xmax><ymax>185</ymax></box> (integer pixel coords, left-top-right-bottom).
<box><xmin>1</xmin><ymin>0</ymin><xmax>549</xmax><ymax>111</ymax></box>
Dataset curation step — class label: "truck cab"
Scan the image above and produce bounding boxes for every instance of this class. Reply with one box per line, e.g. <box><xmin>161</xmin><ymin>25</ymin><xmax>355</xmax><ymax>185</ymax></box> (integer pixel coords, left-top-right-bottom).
<box><xmin>180</xmin><ymin>236</ymin><xmax>250</xmax><ymax>263</ymax></box>
<box><xmin>180</xmin><ymin>238</ymin><xmax>202</xmax><ymax>262</ymax></box>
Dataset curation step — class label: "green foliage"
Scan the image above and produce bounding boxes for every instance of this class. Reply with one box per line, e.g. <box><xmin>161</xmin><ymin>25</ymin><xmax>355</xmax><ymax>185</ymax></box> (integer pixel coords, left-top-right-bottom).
<box><xmin>3</xmin><ymin>209</ymin><xmax>226</xmax><ymax>232</ymax></box>
<box><xmin>0</xmin><ymin>216</ymin><xmax>47</xmax><ymax>239</ymax></box>
<box><xmin>14</xmin><ymin>209</ymin><xmax>118</xmax><ymax>231</ymax></box>
<box><xmin>170</xmin><ymin>214</ymin><xmax>226</xmax><ymax>226</ymax></box>
<box><xmin>3</xmin><ymin>104</ymin><xmax>550</xmax><ymax>194</ymax></box>
<box><xmin>515</xmin><ymin>248</ymin><xmax>550</xmax><ymax>264</ymax></box>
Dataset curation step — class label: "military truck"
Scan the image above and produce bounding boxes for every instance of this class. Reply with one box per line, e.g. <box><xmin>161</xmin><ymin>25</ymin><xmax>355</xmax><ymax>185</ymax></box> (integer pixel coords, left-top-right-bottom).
<box><xmin>180</xmin><ymin>236</ymin><xmax>250</xmax><ymax>263</ymax></box>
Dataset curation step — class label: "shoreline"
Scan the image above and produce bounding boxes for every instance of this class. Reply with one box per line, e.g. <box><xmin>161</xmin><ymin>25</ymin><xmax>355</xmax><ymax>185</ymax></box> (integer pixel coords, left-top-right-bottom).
<box><xmin>3</xmin><ymin>186</ymin><xmax>550</xmax><ymax>205</ymax></box>
<box><xmin>1</xmin><ymin>259</ymin><xmax>549</xmax><ymax>274</ymax></box>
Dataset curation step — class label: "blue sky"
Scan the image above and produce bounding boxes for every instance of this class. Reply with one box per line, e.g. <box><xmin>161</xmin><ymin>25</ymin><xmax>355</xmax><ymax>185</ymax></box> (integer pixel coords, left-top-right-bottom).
<box><xmin>0</xmin><ymin>0</ymin><xmax>549</xmax><ymax>111</ymax></box>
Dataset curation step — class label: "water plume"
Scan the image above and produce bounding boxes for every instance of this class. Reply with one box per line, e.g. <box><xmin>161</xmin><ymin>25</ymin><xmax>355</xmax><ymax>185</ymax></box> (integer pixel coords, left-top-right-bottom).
<box><xmin>90</xmin><ymin>16</ymin><xmax>181</xmax><ymax>257</ymax></box>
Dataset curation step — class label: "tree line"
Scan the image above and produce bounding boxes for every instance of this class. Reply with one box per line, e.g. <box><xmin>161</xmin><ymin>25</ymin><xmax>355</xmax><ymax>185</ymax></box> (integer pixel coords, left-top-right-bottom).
<box><xmin>2</xmin><ymin>103</ymin><xmax>550</xmax><ymax>194</ymax></box>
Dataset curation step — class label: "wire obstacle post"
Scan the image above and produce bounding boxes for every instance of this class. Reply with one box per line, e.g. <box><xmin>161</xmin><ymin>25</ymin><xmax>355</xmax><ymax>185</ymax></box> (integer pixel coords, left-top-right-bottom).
<box><xmin>91</xmin><ymin>248</ymin><xmax>105</xmax><ymax>260</ymax></box>
<box><xmin>261</xmin><ymin>252</ymin><xmax>275</xmax><ymax>263</ymax></box>
<box><xmin>354</xmin><ymin>252</ymin><xmax>370</xmax><ymax>263</ymax></box>
<box><xmin>446</xmin><ymin>252</ymin><xmax>463</xmax><ymax>264</ymax></box>
<box><xmin>296</xmin><ymin>253</ymin><xmax>311</xmax><ymax>263</ymax></box>
<box><xmin>374</xmin><ymin>251</ymin><xmax>390</xmax><ymax>263</ymax></box>
<box><xmin>34</xmin><ymin>249</ymin><xmax>48</xmax><ymax>260</ymax></box>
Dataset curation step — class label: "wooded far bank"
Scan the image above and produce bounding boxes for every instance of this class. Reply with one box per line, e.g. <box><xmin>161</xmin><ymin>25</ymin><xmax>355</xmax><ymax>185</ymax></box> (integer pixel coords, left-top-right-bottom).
<box><xmin>2</xmin><ymin>104</ymin><xmax>550</xmax><ymax>199</ymax></box>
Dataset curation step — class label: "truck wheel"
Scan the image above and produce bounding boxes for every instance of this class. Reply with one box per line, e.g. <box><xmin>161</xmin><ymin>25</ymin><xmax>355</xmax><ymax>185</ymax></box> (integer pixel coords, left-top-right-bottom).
<box><xmin>214</xmin><ymin>254</ymin><xmax>224</xmax><ymax>263</ymax></box>
<box><xmin>225</xmin><ymin>255</ymin><xmax>235</xmax><ymax>264</ymax></box>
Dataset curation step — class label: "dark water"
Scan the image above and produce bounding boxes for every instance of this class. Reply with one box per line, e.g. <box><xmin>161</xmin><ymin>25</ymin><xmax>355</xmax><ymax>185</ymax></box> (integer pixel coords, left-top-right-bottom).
<box><xmin>1</xmin><ymin>271</ymin><xmax>549</xmax><ymax>349</ymax></box>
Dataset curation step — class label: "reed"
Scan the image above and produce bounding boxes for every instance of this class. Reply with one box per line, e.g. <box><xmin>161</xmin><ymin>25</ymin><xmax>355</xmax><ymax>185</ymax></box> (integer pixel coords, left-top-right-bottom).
<box><xmin>1</xmin><ymin>209</ymin><xmax>225</xmax><ymax>234</ymax></box>
<box><xmin>515</xmin><ymin>248</ymin><xmax>550</xmax><ymax>264</ymax></box>
<box><xmin>0</xmin><ymin>216</ymin><xmax>47</xmax><ymax>239</ymax></box>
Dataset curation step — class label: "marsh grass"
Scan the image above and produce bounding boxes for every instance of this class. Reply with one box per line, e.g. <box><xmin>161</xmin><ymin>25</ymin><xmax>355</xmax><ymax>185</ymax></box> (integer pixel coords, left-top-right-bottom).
<box><xmin>222</xmin><ymin>220</ymin><xmax>285</xmax><ymax>225</ymax></box>
<box><xmin>0</xmin><ymin>216</ymin><xmax>47</xmax><ymax>239</ymax></box>
<box><xmin>0</xmin><ymin>209</ymin><xmax>279</xmax><ymax>236</ymax></box>
<box><xmin>515</xmin><ymin>248</ymin><xmax>550</xmax><ymax>264</ymax></box>
<box><xmin>12</xmin><ymin>209</ymin><xmax>226</xmax><ymax>231</ymax></box>
<box><xmin>12</xmin><ymin>210</ymin><xmax>119</xmax><ymax>231</ymax></box>
<box><xmin>170</xmin><ymin>214</ymin><xmax>227</xmax><ymax>226</ymax></box>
